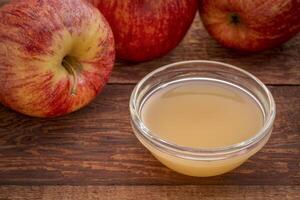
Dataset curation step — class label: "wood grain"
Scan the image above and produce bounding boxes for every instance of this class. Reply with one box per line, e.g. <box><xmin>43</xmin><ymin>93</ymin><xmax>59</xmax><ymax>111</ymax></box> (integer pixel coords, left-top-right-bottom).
<box><xmin>0</xmin><ymin>85</ymin><xmax>299</xmax><ymax>186</ymax></box>
<box><xmin>109</xmin><ymin>15</ymin><xmax>300</xmax><ymax>85</ymax></box>
<box><xmin>0</xmin><ymin>0</ymin><xmax>9</xmax><ymax>7</ymax></box>
<box><xmin>0</xmin><ymin>186</ymin><xmax>299</xmax><ymax>200</ymax></box>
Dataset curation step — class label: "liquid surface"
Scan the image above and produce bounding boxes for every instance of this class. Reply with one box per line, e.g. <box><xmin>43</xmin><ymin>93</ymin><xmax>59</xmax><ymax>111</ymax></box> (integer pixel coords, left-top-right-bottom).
<box><xmin>141</xmin><ymin>80</ymin><xmax>264</xmax><ymax>148</ymax></box>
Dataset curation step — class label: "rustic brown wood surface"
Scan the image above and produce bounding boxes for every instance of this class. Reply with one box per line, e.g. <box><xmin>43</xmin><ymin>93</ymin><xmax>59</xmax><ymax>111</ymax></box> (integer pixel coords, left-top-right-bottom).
<box><xmin>0</xmin><ymin>15</ymin><xmax>299</xmax><ymax>199</ymax></box>
<box><xmin>0</xmin><ymin>85</ymin><xmax>300</xmax><ymax>186</ymax></box>
<box><xmin>0</xmin><ymin>186</ymin><xmax>300</xmax><ymax>200</ymax></box>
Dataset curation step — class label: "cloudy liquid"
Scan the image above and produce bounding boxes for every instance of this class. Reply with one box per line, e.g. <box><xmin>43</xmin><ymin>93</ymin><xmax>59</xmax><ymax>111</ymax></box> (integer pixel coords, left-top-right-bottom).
<box><xmin>141</xmin><ymin>80</ymin><xmax>264</xmax><ymax>148</ymax></box>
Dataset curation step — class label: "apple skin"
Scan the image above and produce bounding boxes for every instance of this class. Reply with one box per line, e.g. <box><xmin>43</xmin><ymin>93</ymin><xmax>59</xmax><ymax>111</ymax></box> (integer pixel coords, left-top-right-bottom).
<box><xmin>199</xmin><ymin>0</ymin><xmax>300</xmax><ymax>52</ymax></box>
<box><xmin>0</xmin><ymin>0</ymin><xmax>115</xmax><ymax>117</ymax></box>
<box><xmin>89</xmin><ymin>0</ymin><xmax>198</xmax><ymax>62</ymax></box>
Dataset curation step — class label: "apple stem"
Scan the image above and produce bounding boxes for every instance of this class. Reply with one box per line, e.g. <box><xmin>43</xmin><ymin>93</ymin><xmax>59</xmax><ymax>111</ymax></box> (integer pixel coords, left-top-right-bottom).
<box><xmin>62</xmin><ymin>57</ymin><xmax>79</xmax><ymax>96</ymax></box>
<box><xmin>229</xmin><ymin>13</ymin><xmax>241</xmax><ymax>25</ymax></box>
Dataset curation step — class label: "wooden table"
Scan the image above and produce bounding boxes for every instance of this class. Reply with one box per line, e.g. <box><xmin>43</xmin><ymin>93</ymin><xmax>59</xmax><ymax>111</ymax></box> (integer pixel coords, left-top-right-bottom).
<box><xmin>0</xmin><ymin>15</ymin><xmax>299</xmax><ymax>200</ymax></box>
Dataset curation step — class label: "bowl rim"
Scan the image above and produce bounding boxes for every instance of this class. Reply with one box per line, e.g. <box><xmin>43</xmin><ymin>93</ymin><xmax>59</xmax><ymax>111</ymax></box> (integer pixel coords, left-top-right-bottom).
<box><xmin>129</xmin><ymin>60</ymin><xmax>276</xmax><ymax>160</ymax></box>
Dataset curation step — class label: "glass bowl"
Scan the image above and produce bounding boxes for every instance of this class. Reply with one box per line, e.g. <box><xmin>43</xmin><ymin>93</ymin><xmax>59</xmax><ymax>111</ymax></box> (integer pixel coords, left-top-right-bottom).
<box><xmin>129</xmin><ymin>60</ymin><xmax>276</xmax><ymax>177</ymax></box>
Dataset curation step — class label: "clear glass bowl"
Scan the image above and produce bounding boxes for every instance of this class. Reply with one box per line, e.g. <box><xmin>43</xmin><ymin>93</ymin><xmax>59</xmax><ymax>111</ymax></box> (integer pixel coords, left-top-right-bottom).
<box><xmin>129</xmin><ymin>60</ymin><xmax>276</xmax><ymax>177</ymax></box>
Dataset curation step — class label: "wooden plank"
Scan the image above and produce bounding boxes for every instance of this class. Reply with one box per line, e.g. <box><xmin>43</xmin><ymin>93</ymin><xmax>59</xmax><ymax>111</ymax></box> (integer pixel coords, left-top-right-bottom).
<box><xmin>0</xmin><ymin>85</ymin><xmax>299</xmax><ymax>185</ymax></box>
<box><xmin>109</xmin><ymin>15</ymin><xmax>300</xmax><ymax>85</ymax></box>
<box><xmin>0</xmin><ymin>186</ymin><xmax>299</xmax><ymax>200</ymax></box>
<box><xmin>0</xmin><ymin>0</ymin><xmax>9</xmax><ymax>7</ymax></box>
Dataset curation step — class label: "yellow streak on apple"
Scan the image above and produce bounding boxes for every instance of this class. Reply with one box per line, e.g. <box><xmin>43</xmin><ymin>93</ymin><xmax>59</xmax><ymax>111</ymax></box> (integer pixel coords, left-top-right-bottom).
<box><xmin>1</xmin><ymin>7</ymin><xmax>112</xmax><ymax>116</ymax></box>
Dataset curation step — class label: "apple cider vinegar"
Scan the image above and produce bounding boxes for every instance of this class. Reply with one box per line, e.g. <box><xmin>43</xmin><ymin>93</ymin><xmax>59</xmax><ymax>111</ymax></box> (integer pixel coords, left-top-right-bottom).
<box><xmin>130</xmin><ymin>61</ymin><xmax>275</xmax><ymax>177</ymax></box>
<box><xmin>141</xmin><ymin>80</ymin><xmax>264</xmax><ymax>148</ymax></box>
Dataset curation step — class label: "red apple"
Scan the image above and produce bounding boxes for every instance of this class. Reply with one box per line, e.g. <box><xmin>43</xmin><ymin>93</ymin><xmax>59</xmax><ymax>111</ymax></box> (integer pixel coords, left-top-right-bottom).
<box><xmin>199</xmin><ymin>0</ymin><xmax>300</xmax><ymax>52</ymax></box>
<box><xmin>89</xmin><ymin>0</ymin><xmax>198</xmax><ymax>62</ymax></box>
<box><xmin>0</xmin><ymin>0</ymin><xmax>115</xmax><ymax>117</ymax></box>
